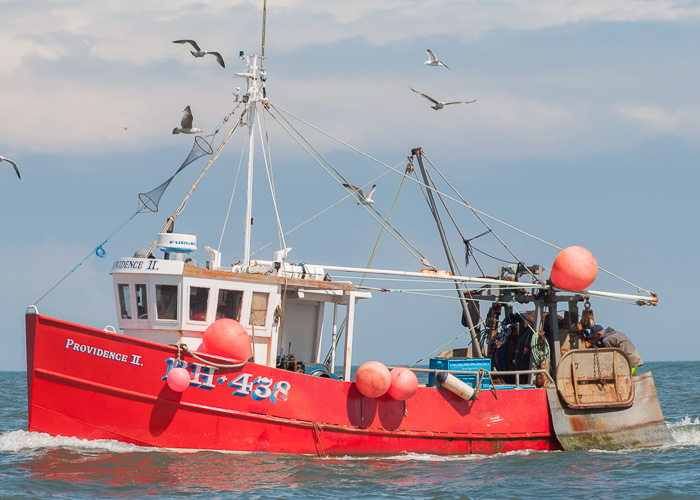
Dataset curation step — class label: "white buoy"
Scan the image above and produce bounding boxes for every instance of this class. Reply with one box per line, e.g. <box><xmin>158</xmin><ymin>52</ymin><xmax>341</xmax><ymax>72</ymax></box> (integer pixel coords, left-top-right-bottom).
<box><xmin>437</xmin><ymin>372</ymin><xmax>475</xmax><ymax>401</ymax></box>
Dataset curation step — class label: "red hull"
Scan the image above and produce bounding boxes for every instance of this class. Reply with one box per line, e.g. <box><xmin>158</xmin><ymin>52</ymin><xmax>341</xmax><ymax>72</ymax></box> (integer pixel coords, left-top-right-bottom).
<box><xmin>26</xmin><ymin>313</ymin><xmax>561</xmax><ymax>455</ymax></box>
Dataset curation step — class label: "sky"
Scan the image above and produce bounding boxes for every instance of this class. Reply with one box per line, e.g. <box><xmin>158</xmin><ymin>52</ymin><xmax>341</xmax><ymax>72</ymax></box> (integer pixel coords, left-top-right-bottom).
<box><xmin>2</xmin><ymin>0</ymin><xmax>700</xmax><ymax>371</ymax></box>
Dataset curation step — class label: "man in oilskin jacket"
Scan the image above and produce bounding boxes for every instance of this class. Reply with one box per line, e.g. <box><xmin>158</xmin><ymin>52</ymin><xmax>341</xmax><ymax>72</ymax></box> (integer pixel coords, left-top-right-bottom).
<box><xmin>583</xmin><ymin>324</ymin><xmax>644</xmax><ymax>374</ymax></box>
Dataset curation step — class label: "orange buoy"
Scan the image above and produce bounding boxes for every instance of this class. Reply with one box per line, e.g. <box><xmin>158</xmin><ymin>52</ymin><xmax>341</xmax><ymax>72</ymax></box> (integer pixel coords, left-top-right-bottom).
<box><xmin>355</xmin><ymin>361</ymin><xmax>391</xmax><ymax>398</ymax></box>
<box><xmin>166</xmin><ymin>366</ymin><xmax>191</xmax><ymax>392</ymax></box>
<box><xmin>550</xmin><ymin>245</ymin><xmax>598</xmax><ymax>291</ymax></box>
<box><xmin>199</xmin><ymin>318</ymin><xmax>252</xmax><ymax>362</ymax></box>
<box><xmin>388</xmin><ymin>366</ymin><xmax>418</xmax><ymax>401</ymax></box>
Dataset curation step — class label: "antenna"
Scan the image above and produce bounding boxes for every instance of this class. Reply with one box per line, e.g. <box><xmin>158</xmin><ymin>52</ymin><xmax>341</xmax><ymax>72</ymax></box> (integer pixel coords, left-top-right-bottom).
<box><xmin>261</xmin><ymin>0</ymin><xmax>267</xmax><ymax>57</ymax></box>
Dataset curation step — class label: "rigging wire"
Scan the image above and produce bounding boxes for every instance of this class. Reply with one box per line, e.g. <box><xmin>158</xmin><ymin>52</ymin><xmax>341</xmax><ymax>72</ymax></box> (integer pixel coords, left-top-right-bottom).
<box><xmin>422</xmin><ymin>152</ymin><xmax>534</xmax><ymax>281</ymax></box>
<box><xmin>360</xmin><ymin>160</ymin><xmax>412</xmax><ymax>281</ymax></box>
<box><xmin>250</xmin><ymin>169</ymin><xmax>393</xmax><ymax>258</ymax></box>
<box><xmin>323</xmin><ymin>158</ymin><xmax>413</xmax><ymax>366</ymax></box>
<box><xmin>408</xmin><ymin>318</ymin><xmax>486</xmax><ymax>368</ymax></box>
<box><xmin>413</xmin><ymin>154</ymin><xmax>486</xmax><ymax>339</ymax></box>
<box><xmin>264</xmin><ymin>105</ymin><xmax>432</xmax><ymax>268</ymax></box>
<box><xmin>271</xmin><ymin>102</ymin><xmax>654</xmax><ymax>295</ymax></box>
<box><xmin>35</xmin><ymin>106</ymin><xmax>244</xmax><ymax>304</ymax></box>
<box><xmin>258</xmin><ymin>104</ymin><xmax>286</xmax><ymax>250</ymax></box>
<box><xmin>146</xmin><ymin>109</ymin><xmax>245</xmax><ymax>256</ymax></box>
<box><xmin>217</xmin><ymin>133</ymin><xmax>248</xmax><ymax>252</ymax></box>
<box><xmin>469</xmin><ymin>244</ymin><xmax>519</xmax><ymax>265</ymax></box>
<box><xmin>33</xmin><ymin>214</ymin><xmax>136</xmax><ymax>305</ymax></box>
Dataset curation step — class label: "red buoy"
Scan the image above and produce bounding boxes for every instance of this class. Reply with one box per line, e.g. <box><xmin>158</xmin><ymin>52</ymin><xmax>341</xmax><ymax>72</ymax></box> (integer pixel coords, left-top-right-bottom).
<box><xmin>355</xmin><ymin>361</ymin><xmax>391</xmax><ymax>398</ymax></box>
<box><xmin>388</xmin><ymin>366</ymin><xmax>418</xmax><ymax>401</ymax></box>
<box><xmin>166</xmin><ymin>366</ymin><xmax>191</xmax><ymax>392</ymax></box>
<box><xmin>550</xmin><ymin>245</ymin><xmax>598</xmax><ymax>291</ymax></box>
<box><xmin>199</xmin><ymin>318</ymin><xmax>252</xmax><ymax>362</ymax></box>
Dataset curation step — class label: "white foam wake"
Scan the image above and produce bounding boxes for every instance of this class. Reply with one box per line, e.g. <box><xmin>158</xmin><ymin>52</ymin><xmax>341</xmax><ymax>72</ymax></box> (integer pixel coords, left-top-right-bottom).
<box><xmin>0</xmin><ymin>430</ymin><xmax>154</xmax><ymax>454</ymax></box>
<box><xmin>330</xmin><ymin>448</ymin><xmax>544</xmax><ymax>462</ymax></box>
<box><xmin>668</xmin><ymin>416</ymin><xmax>700</xmax><ymax>446</ymax></box>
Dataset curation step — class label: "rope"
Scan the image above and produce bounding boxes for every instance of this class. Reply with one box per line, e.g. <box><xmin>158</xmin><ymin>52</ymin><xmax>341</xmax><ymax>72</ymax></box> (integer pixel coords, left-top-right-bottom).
<box><xmin>312</xmin><ymin>421</ymin><xmax>325</xmax><ymax>457</ymax></box>
<box><xmin>177</xmin><ymin>343</ymin><xmax>248</xmax><ymax>369</ymax></box>
<box><xmin>463</xmin><ymin>230</ymin><xmax>491</xmax><ymax>273</ymax></box>
<box><xmin>34</xmin><ymin>213</ymin><xmax>136</xmax><ymax>305</ymax></box>
<box><xmin>472</xmin><ymin>368</ymin><xmax>496</xmax><ymax>399</ymax></box>
<box><xmin>530</xmin><ymin>329</ymin><xmax>550</xmax><ymax>369</ymax></box>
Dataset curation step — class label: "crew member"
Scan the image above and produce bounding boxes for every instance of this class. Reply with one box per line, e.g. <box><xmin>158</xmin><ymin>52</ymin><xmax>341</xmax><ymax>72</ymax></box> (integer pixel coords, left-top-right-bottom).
<box><xmin>584</xmin><ymin>324</ymin><xmax>643</xmax><ymax>374</ymax></box>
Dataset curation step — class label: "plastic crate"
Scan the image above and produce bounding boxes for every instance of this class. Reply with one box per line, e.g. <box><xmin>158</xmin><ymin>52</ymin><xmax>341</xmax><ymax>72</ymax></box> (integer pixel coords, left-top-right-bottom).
<box><xmin>428</xmin><ymin>357</ymin><xmax>491</xmax><ymax>388</ymax></box>
<box><xmin>493</xmin><ymin>384</ymin><xmax>536</xmax><ymax>390</ymax></box>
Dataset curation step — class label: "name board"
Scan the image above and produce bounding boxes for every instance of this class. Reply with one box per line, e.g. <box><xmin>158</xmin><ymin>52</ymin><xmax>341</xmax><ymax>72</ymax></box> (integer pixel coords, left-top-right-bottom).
<box><xmin>110</xmin><ymin>258</ymin><xmax>185</xmax><ymax>275</ymax></box>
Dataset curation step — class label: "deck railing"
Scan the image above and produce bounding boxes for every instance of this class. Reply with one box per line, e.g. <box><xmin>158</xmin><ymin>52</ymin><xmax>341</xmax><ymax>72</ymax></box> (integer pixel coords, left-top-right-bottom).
<box><xmin>397</xmin><ymin>367</ymin><xmax>555</xmax><ymax>388</ymax></box>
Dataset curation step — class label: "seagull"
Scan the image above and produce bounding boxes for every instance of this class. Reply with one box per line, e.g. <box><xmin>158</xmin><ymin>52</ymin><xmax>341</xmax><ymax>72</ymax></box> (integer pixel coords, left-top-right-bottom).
<box><xmin>172</xmin><ymin>106</ymin><xmax>203</xmax><ymax>134</ymax></box>
<box><xmin>410</xmin><ymin>88</ymin><xmax>476</xmax><ymax>110</ymax></box>
<box><xmin>172</xmin><ymin>39</ymin><xmax>225</xmax><ymax>68</ymax></box>
<box><xmin>0</xmin><ymin>156</ymin><xmax>20</xmax><ymax>179</ymax></box>
<box><xmin>342</xmin><ymin>183</ymin><xmax>376</xmax><ymax>205</ymax></box>
<box><xmin>423</xmin><ymin>49</ymin><xmax>449</xmax><ymax>69</ymax></box>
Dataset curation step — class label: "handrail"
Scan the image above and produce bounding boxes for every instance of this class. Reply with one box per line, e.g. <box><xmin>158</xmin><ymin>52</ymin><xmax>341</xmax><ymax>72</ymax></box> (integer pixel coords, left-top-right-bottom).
<box><xmin>390</xmin><ymin>366</ymin><xmax>555</xmax><ymax>387</ymax></box>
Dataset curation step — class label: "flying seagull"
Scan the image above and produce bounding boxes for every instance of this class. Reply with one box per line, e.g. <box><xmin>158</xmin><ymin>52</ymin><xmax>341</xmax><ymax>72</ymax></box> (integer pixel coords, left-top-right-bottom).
<box><xmin>342</xmin><ymin>183</ymin><xmax>376</xmax><ymax>205</ymax></box>
<box><xmin>0</xmin><ymin>155</ymin><xmax>20</xmax><ymax>179</ymax></box>
<box><xmin>423</xmin><ymin>49</ymin><xmax>449</xmax><ymax>69</ymax></box>
<box><xmin>172</xmin><ymin>105</ymin><xmax>203</xmax><ymax>134</ymax></box>
<box><xmin>410</xmin><ymin>88</ymin><xmax>476</xmax><ymax>110</ymax></box>
<box><xmin>172</xmin><ymin>39</ymin><xmax>225</xmax><ymax>68</ymax></box>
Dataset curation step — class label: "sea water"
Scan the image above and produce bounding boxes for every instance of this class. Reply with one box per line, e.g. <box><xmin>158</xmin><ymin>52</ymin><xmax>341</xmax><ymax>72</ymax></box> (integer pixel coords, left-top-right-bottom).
<box><xmin>0</xmin><ymin>362</ymin><xmax>698</xmax><ymax>499</ymax></box>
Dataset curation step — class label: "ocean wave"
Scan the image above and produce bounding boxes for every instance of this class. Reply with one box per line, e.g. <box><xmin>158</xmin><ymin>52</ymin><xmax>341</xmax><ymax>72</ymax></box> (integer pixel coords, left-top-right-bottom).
<box><xmin>667</xmin><ymin>416</ymin><xmax>700</xmax><ymax>446</ymax></box>
<box><xmin>328</xmin><ymin>448</ymin><xmax>547</xmax><ymax>462</ymax></box>
<box><xmin>0</xmin><ymin>430</ymin><xmax>154</xmax><ymax>454</ymax></box>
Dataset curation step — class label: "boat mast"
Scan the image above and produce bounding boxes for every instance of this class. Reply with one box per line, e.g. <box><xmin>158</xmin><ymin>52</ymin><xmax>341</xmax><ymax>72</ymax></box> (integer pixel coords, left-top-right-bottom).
<box><xmin>241</xmin><ymin>0</ymin><xmax>267</xmax><ymax>270</ymax></box>
<box><xmin>243</xmin><ymin>98</ymin><xmax>257</xmax><ymax>269</ymax></box>
<box><xmin>412</xmin><ymin>148</ymin><xmax>484</xmax><ymax>358</ymax></box>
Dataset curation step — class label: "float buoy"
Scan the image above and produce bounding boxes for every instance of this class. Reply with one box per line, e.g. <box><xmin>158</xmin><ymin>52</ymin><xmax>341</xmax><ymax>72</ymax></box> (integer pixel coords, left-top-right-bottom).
<box><xmin>388</xmin><ymin>366</ymin><xmax>418</xmax><ymax>401</ymax></box>
<box><xmin>199</xmin><ymin>318</ymin><xmax>252</xmax><ymax>362</ymax></box>
<box><xmin>166</xmin><ymin>366</ymin><xmax>191</xmax><ymax>392</ymax></box>
<box><xmin>437</xmin><ymin>372</ymin><xmax>475</xmax><ymax>401</ymax></box>
<box><xmin>355</xmin><ymin>361</ymin><xmax>391</xmax><ymax>398</ymax></box>
<box><xmin>550</xmin><ymin>245</ymin><xmax>598</xmax><ymax>291</ymax></box>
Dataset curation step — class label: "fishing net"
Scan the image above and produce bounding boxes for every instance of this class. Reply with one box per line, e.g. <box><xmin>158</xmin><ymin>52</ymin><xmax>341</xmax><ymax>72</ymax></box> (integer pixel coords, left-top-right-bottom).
<box><xmin>138</xmin><ymin>136</ymin><xmax>213</xmax><ymax>213</ymax></box>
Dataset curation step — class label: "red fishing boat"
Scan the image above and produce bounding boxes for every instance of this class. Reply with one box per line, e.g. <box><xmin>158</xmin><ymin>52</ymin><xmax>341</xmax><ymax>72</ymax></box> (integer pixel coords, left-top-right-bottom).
<box><xmin>25</xmin><ymin>4</ymin><xmax>671</xmax><ymax>455</ymax></box>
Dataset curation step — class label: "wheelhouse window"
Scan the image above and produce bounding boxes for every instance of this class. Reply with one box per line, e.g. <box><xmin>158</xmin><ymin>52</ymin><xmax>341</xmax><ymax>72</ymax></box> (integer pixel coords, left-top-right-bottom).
<box><xmin>118</xmin><ymin>284</ymin><xmax>131</xmax><ymax>319</ymax></box>
<box><xmin>250</xmin><ymin>291</ymin><xmax>269</xmax><ymax>327</ymax></box>
<box><xmin>189</xmin><ymin>286</ymin><xmax>209</xmax><ymax>321</ymax></box>
<box><xmin>216</xmin><ymin>289</ymin><xmax>243</xmax><ymax>321</ymax></box>
<box><xmin>135</xmin><ymin>284</ymin><xmax>148</xmax><ymax>319</ymax></box>
<box><xmin>156</xmin><ymin>284</ymin><xmax>178</xmax><ymax>320</ymax></box>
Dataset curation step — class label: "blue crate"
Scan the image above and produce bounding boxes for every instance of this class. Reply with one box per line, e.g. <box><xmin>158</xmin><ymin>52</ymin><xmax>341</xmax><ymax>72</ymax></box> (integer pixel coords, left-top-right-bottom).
<box><xmin>428</xmin><ymin>357</ymin><xmax>491</xmax><ymax>388</ymax></box>
<box><xmin>493</xmin><ymin>385</ymin><xmax>536</xmax><ymax>390</ymax></box>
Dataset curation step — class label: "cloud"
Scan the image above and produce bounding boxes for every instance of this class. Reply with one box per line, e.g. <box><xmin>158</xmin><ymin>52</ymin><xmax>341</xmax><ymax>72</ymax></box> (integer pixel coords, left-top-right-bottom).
<box><xmin>2</xmin><ymin>1</ymin><xmax>700</xmax><ymax>158</ymax></box>
<box><xmin>617</xmin><ymin>103</ymin><xmax>688</xmax><ymax>130</ymax></box>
